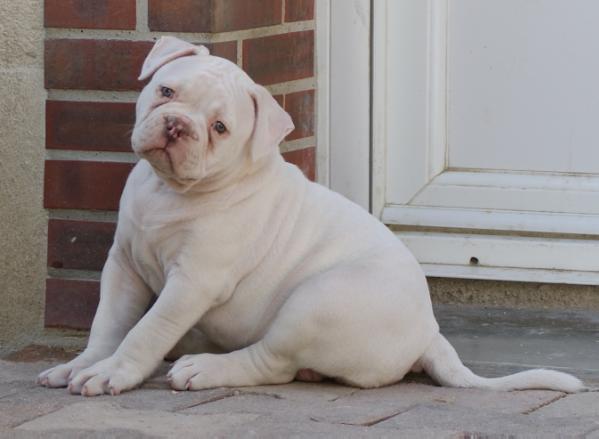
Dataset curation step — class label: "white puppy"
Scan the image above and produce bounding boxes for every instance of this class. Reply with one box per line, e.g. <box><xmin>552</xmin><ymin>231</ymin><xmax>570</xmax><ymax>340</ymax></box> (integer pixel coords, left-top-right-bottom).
<box><xmin>38</xmin><ymin>37</ymin><xmax>583</xmax><ymax>396</ymax></box>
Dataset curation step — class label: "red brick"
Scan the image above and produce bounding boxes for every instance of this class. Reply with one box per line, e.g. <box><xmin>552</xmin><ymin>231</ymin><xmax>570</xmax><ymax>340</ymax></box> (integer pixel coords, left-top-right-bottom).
<box><xmin>148</xmin><ymin>0</ymin><xmax>212</xmax><ymax>32</ymax></box>
<box><xmin>45</xmin><ymin>0</ymin><xmax>136</xmax><ymax>30</ymax></box>
<box><xmin>243</xmin><ymin>31</ymin><xmax>314</xmax><ymax>85</ymax></box>
<box><xmin>45</xmin><ymin>278</ymin><xmax>99</xmax><ymax>329</ymax></box>
<box><xmin>282</xmin><ymin>146</ymin><xmax>315</xmax><ymax>181</ymax></box>
<box><xmin>212</xmin><ymin>0</ymin><xmax>282</xmax><ymax>31</ymax></box>
<box><xmin>48</xmin><ymin>219</ymin><xmax>116</xmax><ymax>271</ymax></box>
<box><xmin>285</xmin><ymin>89</ymin><xmax>314</xmax><ymax>140</ymax></box>
<box><xmin>148</xmin><ymin>0</ymin><xmax>282</xmax><ymax>32</ymax></box>
<box><xmin>285</xmin><ymin>0</ymin><xmax>314</xmax><ymax>22</ymax></box>
<box><xmin>45</xmin><ymin>39</ymin><xmax>154</xmax><ymax>91</ymax></box>
<box><xmin>206</xmin><ymin>41</ymin><xmax>237</xmax><ymax>64</ymax></box>
<box><xmin>46</xmin><ymin>101</ymin><xmax>136</xmax><ymax>152</ymax></box>
<box><xmin>44</xmin><ymin>160</ymin><xmax>134</xmax><ymax>210</ymax></box>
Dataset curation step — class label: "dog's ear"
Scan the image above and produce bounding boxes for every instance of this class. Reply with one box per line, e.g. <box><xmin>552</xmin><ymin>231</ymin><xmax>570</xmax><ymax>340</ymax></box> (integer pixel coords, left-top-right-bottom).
<box><xmin>248</xmin><ymin>84</ymin><xmax>295</xmax><ymax>162</ymax></box>
<box><xmin>139</xmin><ymin>36</ymin><xmax>209</xmax><ymax>81</ymax></box>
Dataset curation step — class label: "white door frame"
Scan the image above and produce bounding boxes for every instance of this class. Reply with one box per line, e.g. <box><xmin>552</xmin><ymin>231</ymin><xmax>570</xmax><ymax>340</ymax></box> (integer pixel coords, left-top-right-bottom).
<box><xmin>316</xmin><ymin>0</ymin><xmax>371</xmax><ymax>209</ymax></box>
<box><xmin>317</xmin><ymin>0</ymin><xmax>599</xmax><ymax>285</ymax></box>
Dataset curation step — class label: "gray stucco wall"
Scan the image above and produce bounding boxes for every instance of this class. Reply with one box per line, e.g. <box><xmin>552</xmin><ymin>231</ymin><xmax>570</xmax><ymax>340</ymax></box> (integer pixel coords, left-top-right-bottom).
<box><xmin>0</xmin><ymin>0</ymin><xmax>46</xmax><ymax>354</ymax></box>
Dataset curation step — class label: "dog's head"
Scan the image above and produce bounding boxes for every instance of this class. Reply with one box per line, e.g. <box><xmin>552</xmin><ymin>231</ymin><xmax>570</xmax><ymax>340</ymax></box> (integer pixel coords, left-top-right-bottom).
<box><xmin>131</xmin><ymin>36</ymin><xmax>294</xmax><ymax>192</ymax></box>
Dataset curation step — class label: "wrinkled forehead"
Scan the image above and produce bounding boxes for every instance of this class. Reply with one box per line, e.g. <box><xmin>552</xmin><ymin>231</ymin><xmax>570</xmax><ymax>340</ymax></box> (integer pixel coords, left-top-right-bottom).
<box><xmin>151</xmin><ymin>55</ymin><xmax>254</xmax><ymax>104</ymax></box>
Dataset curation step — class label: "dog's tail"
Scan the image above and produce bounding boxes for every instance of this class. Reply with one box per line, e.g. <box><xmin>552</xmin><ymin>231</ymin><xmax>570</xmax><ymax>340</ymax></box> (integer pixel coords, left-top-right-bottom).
<box><xmin>418</xmin><ymin>333</ymin><xmax>584</xmax><ymax>392</ymax></box>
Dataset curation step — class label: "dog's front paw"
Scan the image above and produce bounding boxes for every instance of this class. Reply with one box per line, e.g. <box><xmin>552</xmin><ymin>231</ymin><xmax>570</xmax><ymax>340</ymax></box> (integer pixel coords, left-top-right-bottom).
<box><xmin>68</xmin><ymin>356</ymin><xmax>144</xmax><ymax>396</ymax></box>
<box><xmin>37</xmin><ymin>357</ymin><xmax>96</xmax><ymax>388</ymax></box>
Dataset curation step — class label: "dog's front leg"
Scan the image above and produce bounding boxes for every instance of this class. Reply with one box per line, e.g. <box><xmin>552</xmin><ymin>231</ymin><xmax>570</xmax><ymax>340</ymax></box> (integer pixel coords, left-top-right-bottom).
<box><xmin>68</xmin><ymin>272</ymin><xmax>218</xmax><ymax>396</ymax></box>
<box><xmin>38</xmin><ymin>247</ymin><xmax>152</xmax><ymax>388</ymax></box>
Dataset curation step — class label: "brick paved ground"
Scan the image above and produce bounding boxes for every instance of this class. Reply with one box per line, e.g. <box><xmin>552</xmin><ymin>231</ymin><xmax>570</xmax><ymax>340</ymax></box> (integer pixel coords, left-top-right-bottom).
<box><xmin>2</xmin><ymin>305</ymin><xmax>598</xmax><ymax>438</ymax></box>
<box><xmin>1</xmin><ymin>359</ymin><xmax>598</xmax><ymax>438</ymax></box>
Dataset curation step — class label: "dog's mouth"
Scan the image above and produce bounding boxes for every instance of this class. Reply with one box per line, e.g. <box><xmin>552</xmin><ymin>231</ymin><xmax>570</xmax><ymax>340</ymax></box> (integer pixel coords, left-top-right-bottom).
<box><xmin>142</xmin><ymin>145</ymin><xmax>201</xmax><ymax>191</ymax></box>
<box><xmin>137</xmin><ymin>135</ymin><xmax>206</xmax><ymax>190</ymax></box>
<box><xmin>141</xmin><ymin>142</ymin><xmax>176</xmax><ymax>173</ymax></box>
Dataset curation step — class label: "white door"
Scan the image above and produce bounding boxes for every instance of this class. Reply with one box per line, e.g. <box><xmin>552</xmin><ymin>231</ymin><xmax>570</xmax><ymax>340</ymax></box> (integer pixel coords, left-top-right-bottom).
<box><xmin>374</xmin><ymin>0</ymin><xmax>599</xmax><ymax>285</ymax></box>
<box><xmin>322</xmin><ymin>0</ymin><xmax>599</xmax><ymax>285</ymax></box>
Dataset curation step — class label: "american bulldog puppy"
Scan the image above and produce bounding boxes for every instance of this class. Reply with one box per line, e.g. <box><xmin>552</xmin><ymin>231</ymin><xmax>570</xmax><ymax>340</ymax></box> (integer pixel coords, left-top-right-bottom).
<box><xmin>37</xmin><ymin>37</ymin><xmax>584</xmax><ymax>396</ymax></box>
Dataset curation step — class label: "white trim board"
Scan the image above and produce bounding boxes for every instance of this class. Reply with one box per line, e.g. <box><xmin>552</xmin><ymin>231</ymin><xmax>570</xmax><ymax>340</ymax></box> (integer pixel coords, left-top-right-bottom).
<box><xmin>398</xmin><ymin>231</ymin><xmax>599</xmax><ymax>285</ymax></box>
<box><xmin>383</xmin><ymin>206</ymin><xmax>599</xmax><ymax>236</ymax></box>
<box><xmin>408</xmin><ymin>170</ymin><xmax>599</xmax><ymax>215</ymax></box>
<box><xmin>319</xmin><ymin>0</ymin><xmax>371</xmax><ymax>210</ymax></box>
<box><xmin>315</xmin><ymin>0</ymin><xmax>330</xmax><ymax>187</ymax></box>
<box><xmin>422</xmin><ymin>264</ymin><xmax>599</xmax><ymax>287</ymax></box>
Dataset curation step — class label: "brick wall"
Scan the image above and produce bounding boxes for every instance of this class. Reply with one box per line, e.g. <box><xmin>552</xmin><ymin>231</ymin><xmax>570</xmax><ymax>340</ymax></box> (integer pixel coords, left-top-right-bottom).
<box><xmin>43</xmin><ymin>0</ymin><xmax>316</xmax><ymax>330</ymax></box>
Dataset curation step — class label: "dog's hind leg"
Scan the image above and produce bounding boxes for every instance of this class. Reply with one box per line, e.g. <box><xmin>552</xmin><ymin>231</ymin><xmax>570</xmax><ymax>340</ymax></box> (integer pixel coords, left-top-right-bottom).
<box><xmin>167</xmin><ymin>250</ymin><xmax>437</xmax><ymax>391</ymax></box>
<box><xmin>167</xmin><ymin>340</ymin><xmax>297</xmax><ymax>390</ymax></box>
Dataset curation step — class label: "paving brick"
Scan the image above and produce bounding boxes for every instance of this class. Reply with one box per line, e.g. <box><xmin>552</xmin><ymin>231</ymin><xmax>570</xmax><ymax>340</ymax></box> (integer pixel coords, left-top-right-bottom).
<box><xmin>0</xmin><ymin>365</ymin><xmax>84</xmax><ymax>429</ymax></box>
<box><xmin>45</xmin><ymin>0</ymin><xmax>137</xmax><ymax>30</ymax></box>
<box><xmin>16</xmin><ymin>402</ymin><xmax>261</xmax><ymax>437</ymax></box>
<box><xmin>375</xmin><ymin>404</ymin><xmax>595</xmax><ymax>437</ymax></box>
<box><xmin>45</xmin><ymin>278</ymin><xmax>100</xmax><ymax>329</ymax></box>
<box><xmin>531</xmin><ymin>392</ymin><xmax>599</xmax><ymax>418</ymax></box>
<box><xmin>331</xmin><ymin>382</ymin><xmax>561</xmax><ymax>417</ymax></box>
<box><xmin>237</xmin><ymin>382</ymin><xmax>358</xmax><ymax>403</ymax></box>
<box><xmin>243</xmin><ymin>31</ymin><xmax>314</xmax><ymax>85</ymax></box>
<box><xmin>47</xmin><ymin>219</ymin><xmax>115</xmax><ymax>271</ymax></box>
<box><xmin>285</xmin><ymin>0</ymin><xmax>314</xmax><ymax>22</ymax></box>
<box><xmin>282</xmin><ymin>146</ymin><xmax>315</xmax><ymax>181</ymax></box>
<box><xmin>46</xmin><ymin>101</ymin><xmax>136</xmax><ymax>152</ymax></box>
<box><xmin>45</xmin><ymin>39</ymin><xmax>154</xmax><ymax>91</ymax></box>
<box><xmin>285</xmin><ymin>89</ymin><xmax>314</xmax><ymax>140</ymax></box>
<box><xmin>44</xmin><ymin>160</ymin><xmax>134</xmax><ymax>210</ymax></box>
<box><xmin>148</xmin><ymin>0</ymin><xmax>282</xmax><ymax>32</ymax></box>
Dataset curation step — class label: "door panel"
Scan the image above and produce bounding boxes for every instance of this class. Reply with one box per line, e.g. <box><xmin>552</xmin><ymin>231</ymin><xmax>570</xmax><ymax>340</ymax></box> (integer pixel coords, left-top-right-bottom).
<box><xmin>447</xmin><ymin>0</ymin><xmax>599</xmax><ymax>173</ymax></box>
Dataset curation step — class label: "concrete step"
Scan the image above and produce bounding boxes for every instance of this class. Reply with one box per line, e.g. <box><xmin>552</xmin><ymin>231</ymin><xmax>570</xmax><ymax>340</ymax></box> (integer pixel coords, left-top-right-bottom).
<box><xmin>435</xmin><ymin>304</ymin><xmax>599</xmax><ymax>386</ymax></box>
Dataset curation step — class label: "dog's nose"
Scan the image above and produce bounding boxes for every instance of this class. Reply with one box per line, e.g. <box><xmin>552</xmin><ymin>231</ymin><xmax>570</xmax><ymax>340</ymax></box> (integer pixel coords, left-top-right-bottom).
<box><xmin>164</xmin><ymin>115</ymin><xmax>190</xmax><ymax>140</ymax></box>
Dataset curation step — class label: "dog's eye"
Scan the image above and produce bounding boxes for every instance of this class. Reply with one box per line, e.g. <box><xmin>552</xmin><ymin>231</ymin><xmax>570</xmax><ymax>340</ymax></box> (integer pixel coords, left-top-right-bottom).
<box><xmin>213</xmin><ymin>121</ymin><xmax>227</xmax><ymax>134</ymax></box>
<box><xmin>160</xmin><ymin>86</ymin><xmax>175</xmax><ymax>98</ymax></box>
